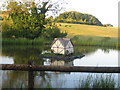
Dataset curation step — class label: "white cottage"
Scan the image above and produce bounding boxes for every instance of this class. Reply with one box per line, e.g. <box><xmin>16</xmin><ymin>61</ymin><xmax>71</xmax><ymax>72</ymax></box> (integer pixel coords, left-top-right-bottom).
<box><xmin>51</xmin><ymin>38</ymin><xmax>74</xmax><ymax>55</ymax></box>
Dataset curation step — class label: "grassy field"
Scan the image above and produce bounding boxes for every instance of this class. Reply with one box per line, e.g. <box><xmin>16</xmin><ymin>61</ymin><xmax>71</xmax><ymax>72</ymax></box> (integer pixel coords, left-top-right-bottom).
<box><xmin>58</xmin><ymin>23</ymin><xmax>118</xmax><ymax>37</ymax></box>
<box><xmin>57</xmin><ymin>23</ymin><xmax>119</xmax><ymax>48</ymax></box>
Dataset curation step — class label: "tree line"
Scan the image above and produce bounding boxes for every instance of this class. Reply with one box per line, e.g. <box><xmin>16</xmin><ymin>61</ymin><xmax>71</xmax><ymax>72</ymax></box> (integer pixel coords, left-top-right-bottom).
<box><xmin>55</xmin><ymin>11</ymin><xmax>103</xmax><ymax>26</ymax></box>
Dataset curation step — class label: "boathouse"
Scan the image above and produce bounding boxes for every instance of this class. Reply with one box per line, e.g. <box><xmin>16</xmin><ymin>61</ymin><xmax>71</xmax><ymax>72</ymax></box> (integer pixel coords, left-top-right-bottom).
<box><xmin>51</xmin><ymin>38</ymin><xmax>74</xmax><ymax>55</ymax></box>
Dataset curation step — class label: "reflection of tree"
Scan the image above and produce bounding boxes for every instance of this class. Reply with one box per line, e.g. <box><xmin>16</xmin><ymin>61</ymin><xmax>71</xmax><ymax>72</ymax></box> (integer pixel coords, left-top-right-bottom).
<box><xmin>74</xmin><ymin>46</ymin><xmax>115</xmax><ymax>55</ymax></box>
<box><xmin>101</xmin><ymin>37</ymin><xmax>111</xmax><ymax>43</ymax></box>
<box><xmin>2</xmin><ymin>45</ymin><xmax>52</xmax><ymax>88</ymax></box>
<box><xmin>34</xmin><ymin>71</ymin><xmax>52</xmax><ymax>88</ymax></box>
<box><xmin>2</xmin><ymin>45</ymin><xmax>48</xmax><ymax>64</ymax></box>
<box><xmin>2</xmin><ymin>71</ymin><xmax>28</xmax><ymax>88</ymax></box>
<box><xmin>34</xmin><ymin>71</ymin><xmax>69</xmax><ymax>88</ymax></box>
<box><xmin>74</xmin><ymin>46</ymin><xmax>98</xmax><ymax>55</ymax></box>
<box><xmin>2</xmin><ymin>45</ymin><xmax>116</xmax><ymax>64</ymax></box>
<box><xmin>101</xmin><ymin>48</ymin><xmax>110</xmax><ymax>53</ymax></box>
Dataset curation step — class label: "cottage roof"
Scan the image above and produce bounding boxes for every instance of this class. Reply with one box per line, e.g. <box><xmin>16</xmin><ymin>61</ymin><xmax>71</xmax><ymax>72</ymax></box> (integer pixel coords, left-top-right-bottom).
<box><xmin>51</xmin><ymin>38</ymin><xmax>71</xmax><ymax>47</ymax></box>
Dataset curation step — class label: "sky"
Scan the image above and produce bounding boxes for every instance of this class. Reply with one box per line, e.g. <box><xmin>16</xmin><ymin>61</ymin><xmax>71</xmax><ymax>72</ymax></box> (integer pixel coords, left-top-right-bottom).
<box><xmin>0</xmin><ymin>0</ymin><xmax>119</xmax><ymax>27</ymax></box>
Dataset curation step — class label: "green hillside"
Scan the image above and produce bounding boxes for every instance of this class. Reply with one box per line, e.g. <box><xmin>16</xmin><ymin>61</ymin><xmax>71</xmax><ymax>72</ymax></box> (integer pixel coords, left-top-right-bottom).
<box><xmin>55</xmin><ymin>11</ymin><xmax>103</xmax><ymax>26</ymax></box>
<box><xmin>58</xmin><ymin>23</ymin><xmax>118</xmax><ymax>37</ymax></box>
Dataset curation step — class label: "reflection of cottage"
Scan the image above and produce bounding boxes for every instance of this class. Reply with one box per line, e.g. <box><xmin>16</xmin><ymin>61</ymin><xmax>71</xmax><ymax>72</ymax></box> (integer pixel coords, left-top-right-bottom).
<box><xmin>43</xmin><ymin>58</ymin><xmax>73</xmax><ymax>66</ymax></box>
<box><xmin>51</xmin><ymin>60</ymin><xmax>73</xmax><ymax>66</ymax></box>
<box><xmin>51</xmin><ymin>38</ymin><xmax>74</xmax><ymax>55</ymax></box>
<box><xmin>51</xmin><ymin>61</ymin><xmax>65</xmax><ymax>66</ymax></box>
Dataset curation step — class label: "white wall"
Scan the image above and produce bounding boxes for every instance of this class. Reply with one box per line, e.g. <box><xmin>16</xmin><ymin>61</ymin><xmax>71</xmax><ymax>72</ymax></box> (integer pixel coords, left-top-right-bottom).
<box><xmin>51</xmin><ymin>40</ymin><xmax>65</xmax><ymax>54</ymax></box>
<box><xmin>65</xmin><ymin>41</ymin><xmax>74</xmax><ymax>54</ymax></box>
<box><xmin>51</xmin><ymin>40</ymin><xmax>74</xmax><ymax>55</ymax></box>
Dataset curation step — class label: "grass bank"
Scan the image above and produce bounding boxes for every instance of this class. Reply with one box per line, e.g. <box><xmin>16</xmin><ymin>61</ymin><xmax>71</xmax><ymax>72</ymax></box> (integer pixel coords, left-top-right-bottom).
<box><xmin>2</xmin><ymin>36</ymin><xmax>119</xmax><ymax>49</ymax></box>
<box><xmin>70</xmin><ymin>35</ymin><xmax>118</xmax><ymax>48</ymax></box>
<box><xmin>2</xmin><ymin>37</ymin><xmax>52</xmax><ymax>46</ymax></box>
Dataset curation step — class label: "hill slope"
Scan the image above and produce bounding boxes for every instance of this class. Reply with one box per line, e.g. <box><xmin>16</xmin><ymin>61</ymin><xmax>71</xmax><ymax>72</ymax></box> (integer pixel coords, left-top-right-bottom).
<box><xmin>55</xmin><ymin>11</ymin><xmax>103</xmax><ymax>26</ymax></box>
<box><xmin>58</xmin><ymin>23</ymin><xmax>118</xmax><ymax>37</ymax></box>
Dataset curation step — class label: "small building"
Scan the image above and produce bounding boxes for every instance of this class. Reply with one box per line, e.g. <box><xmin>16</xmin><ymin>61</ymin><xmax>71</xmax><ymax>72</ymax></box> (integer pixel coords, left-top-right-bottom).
<box><xmin>51</xmin><ymin>38</ymin><xmax>74</xmax><ymax>55</ymax></box>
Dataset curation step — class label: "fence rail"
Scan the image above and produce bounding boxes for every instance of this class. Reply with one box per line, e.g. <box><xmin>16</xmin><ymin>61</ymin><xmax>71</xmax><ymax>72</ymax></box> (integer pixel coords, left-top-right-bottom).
<box><xmin>1</xmin><ymin>64</ymin><xmax>120</xmax><ymax>89</ymax></box>
<box><xmin>1</xmin><ymin>64</ymin><xmax>120</xmax><ymax>73</ymax></box>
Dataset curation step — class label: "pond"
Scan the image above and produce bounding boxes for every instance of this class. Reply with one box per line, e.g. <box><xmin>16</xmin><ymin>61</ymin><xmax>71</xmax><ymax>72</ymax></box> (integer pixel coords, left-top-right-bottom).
<box><xmin>1</xmin><ymin>45</ymin><xmax>120</xmax><ymax>88</ymax></box>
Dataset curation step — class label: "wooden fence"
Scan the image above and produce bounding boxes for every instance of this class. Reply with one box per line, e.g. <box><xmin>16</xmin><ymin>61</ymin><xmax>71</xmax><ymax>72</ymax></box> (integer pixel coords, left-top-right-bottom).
<box><xmin>1</xmin><ymin>64</ymin><xmax>120</xmax><ymax>89</ymax></box>
<box><xmin>1</xmin><ymin>64</ymin><xmax>120</xmax><ymax>73</ymax></box>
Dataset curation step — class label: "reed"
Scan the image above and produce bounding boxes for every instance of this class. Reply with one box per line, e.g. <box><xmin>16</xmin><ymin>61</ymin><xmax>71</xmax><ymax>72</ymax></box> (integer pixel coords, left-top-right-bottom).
<box><xmin>71</xmin><ymin>35</ymin><xmax>118</xmax><ymax>48</ymax></box>
<box><xmin>2</xmin><ymin>35</ymin><xmax>119</xmax><ymax>49</ymax></box>
<box><xmin>2</xmin><ymin>37</ymin><xmax>52</xmax><ymax>45</ymax></box>
<box><xmin>78</xmin><ymin>74</ymin><xmax>116</xmax><ymax>88</ymax></box>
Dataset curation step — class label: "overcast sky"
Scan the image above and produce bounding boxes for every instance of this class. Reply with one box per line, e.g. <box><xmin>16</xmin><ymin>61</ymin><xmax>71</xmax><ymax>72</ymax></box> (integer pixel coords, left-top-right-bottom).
<box><xmin>0</xmin><ymin>0</ymin><xmax>119</xmax><ymax>27</ymax></box>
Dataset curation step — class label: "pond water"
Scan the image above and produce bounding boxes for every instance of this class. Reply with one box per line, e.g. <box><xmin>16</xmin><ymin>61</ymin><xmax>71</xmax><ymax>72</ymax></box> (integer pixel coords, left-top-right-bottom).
<box><xmin>1</xmin><ymin>45</ymin><xmax>120</xmax><ymax>88</ymax></box>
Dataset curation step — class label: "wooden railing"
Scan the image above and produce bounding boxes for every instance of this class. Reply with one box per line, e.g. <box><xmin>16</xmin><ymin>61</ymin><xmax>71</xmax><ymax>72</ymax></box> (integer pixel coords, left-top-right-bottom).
<box><xmin>1</xmin><ymin>64</ymin><xmax>120</xmax><ymax>89</ymax></box>
<box><xmin>1</xmin><ymin>64</ymin><xmax>120</xmax><ymax>73</ymax></box>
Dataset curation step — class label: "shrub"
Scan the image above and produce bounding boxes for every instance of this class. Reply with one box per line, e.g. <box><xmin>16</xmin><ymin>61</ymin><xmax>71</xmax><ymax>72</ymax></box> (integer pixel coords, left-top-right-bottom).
<box><xmin>42</xmin><ymin>24</ymin><xmax>67</xmax><ymax>39</ymax></box>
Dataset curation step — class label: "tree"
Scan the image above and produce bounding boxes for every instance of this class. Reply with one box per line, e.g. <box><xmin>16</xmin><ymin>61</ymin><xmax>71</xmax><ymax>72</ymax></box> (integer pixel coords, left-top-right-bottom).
<box><xmin>5</xmin><ymin>1</ymin><xmax>49</xmax><ymax>39</ymax></box>
<box><xmin>2</xmin><ymin>0</ymin><xmax>65</xmax><ymax>39</ymax></box>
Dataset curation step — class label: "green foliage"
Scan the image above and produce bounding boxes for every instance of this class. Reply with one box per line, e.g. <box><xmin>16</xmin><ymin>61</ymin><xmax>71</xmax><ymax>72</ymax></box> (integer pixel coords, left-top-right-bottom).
<box><xmin>55</xmin><ymin>11</ymin><xmax>103</xmax><ymax>26</ymax></box>
<box><xmin>2</xmin><ymin>1</ymin><xmax>64</xmax><ymax>39</ymax></box>
<box><xmin>3</xmin><ymin>1</ymin><xmax>47</xmax><ymax>39</ymax></box>
<box><xmin>42</xmin><ymin>23</ymin><xmax>67</xmax><ymax>38</ymax></box>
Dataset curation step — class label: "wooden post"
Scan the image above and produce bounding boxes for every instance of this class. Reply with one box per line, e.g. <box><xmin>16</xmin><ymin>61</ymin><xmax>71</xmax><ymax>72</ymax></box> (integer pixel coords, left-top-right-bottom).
<box><xmin>28</xmin><ymin>61</ymin><xmax>34</xmax><ymax>89</ymax></box>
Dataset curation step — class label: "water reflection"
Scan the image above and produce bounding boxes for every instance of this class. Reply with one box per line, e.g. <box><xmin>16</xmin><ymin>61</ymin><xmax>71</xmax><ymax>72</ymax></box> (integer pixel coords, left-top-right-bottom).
<box><xmin>1</xmin><ymin>45</ymin><xmax>119</xmax><ymax>88</ymax></box>
<box><xmin>44</xmin><ymin>59</ymin><xmax>73</xmax><ymax>66</ymax></box>
<box><xmin>74</xmin><ymin>49</ymin><xmax>118</xmax><ymax>67</ymax></box>
<box><xmin>34</xmin><ymin>72</ymin><xmax>119</xmax><ymax>88</ymax></box>
<box><xmin>2</xmin><ymin>45</ymin><xmax>48</xmax><ymax>64</ymax></box>
<box><xmin>2</xmin><ymin>45</ymin><xmax>116</xmax><ymax>64</ymax></box>
<box><xmin>0</xmin><ymin>56</ymin><xmax>14</xmax><ymax>64</ymax></box>
<box><xmin>1</xmin><ymin>71</ymin><xmax>28</xmax><ymax>88</ymax></box>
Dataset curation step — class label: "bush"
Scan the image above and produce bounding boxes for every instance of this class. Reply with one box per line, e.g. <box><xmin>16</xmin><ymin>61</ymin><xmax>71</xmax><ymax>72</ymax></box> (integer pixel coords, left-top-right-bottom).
<box><xmin>42</xmin><ymin>24</ymin><xmax>67</xmax><ymax>39</ymax></box>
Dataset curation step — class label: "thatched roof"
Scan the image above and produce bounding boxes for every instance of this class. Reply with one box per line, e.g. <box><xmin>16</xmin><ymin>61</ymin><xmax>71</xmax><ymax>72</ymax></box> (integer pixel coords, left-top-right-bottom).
<box><xmin>51</xmin><ymin>38</ymin><xmax>71</xmax><ymax>47</ymax></box>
